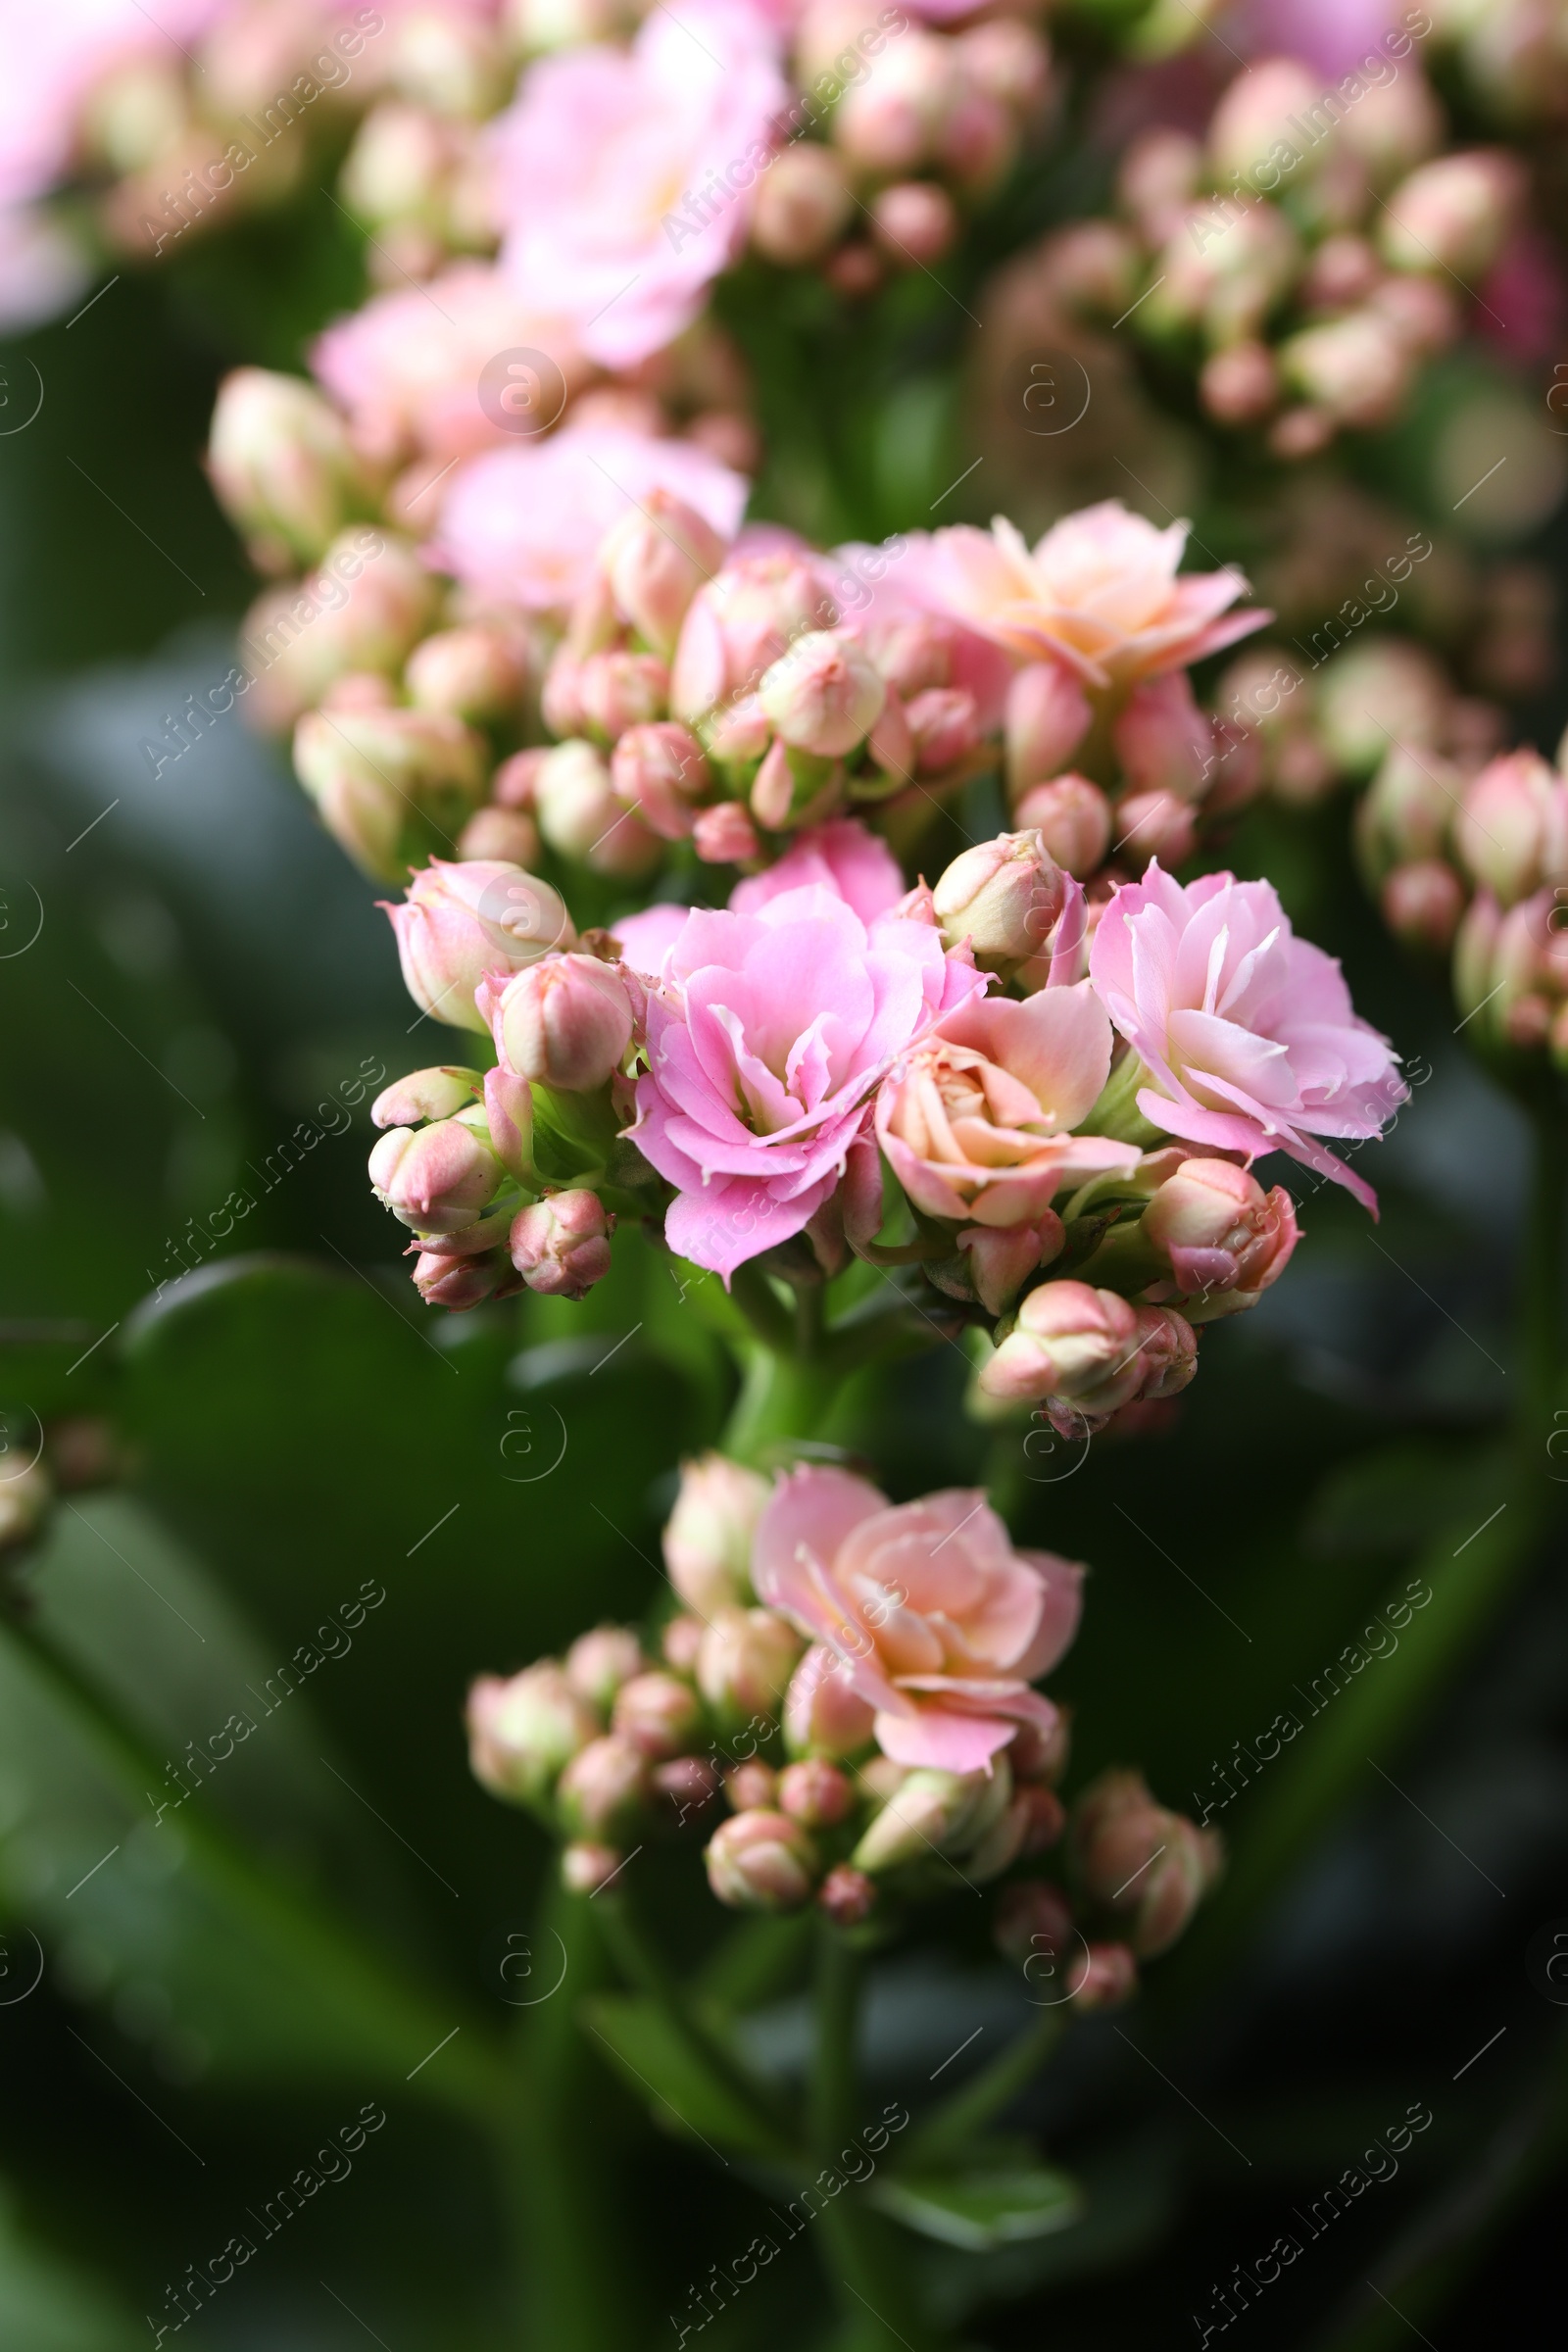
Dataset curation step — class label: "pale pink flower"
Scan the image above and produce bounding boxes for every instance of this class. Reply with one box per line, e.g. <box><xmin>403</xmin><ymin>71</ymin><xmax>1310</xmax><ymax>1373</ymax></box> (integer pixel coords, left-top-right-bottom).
<box><xmin>491</xmin><ymin>2</ymin><xmax>789</xmax><ymax>368</ymax></box>
<box><xmin>754</xmin><ymin>1465</ymin><xmax>1082</xmax><ymax>1774</ymax></box>
<box><xmin>0</xmin><ymin>0</ymin><xmax>222</xmax><ymax>207</ymax></box>
<box><xmin>310</xmin><ymin>263</ymin><xmax>586</xmax><ymax>466</ymax></box>
<box><xmin>430</xmin><ymin>423</ymin><xmax>748</xmax><ymax>615</ymax></box>
<box><xmin>729</xmin><ymin>817</ymin><xmax>905</xmax><ymax>924</ymax></box>
<box><xmin>630</xmin><ymin>884</ymin><xmax>985</xmax><ymax>1279</ymax></box>
<box><xmin>926</xmin><ymin>501</ymin><xmax>1270</xmax><ymax>690</ymax></box>
<box><xmin>876</xmin><ymin>983</ymin><xmax>1138</xmax><ymax>1230</ymax></box>
<box><xmin>1089</xmin><ymin>861</ymin><xmax>1404</xmax><ymax>1209</ymax></box>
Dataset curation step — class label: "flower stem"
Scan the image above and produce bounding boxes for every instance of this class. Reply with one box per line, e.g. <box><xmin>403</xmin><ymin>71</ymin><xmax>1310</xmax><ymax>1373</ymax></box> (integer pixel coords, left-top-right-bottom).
<box><xmin>904</xmin><ymin>2008</ymin><xmax>1067</xmax><ymax>2171</ymax></box>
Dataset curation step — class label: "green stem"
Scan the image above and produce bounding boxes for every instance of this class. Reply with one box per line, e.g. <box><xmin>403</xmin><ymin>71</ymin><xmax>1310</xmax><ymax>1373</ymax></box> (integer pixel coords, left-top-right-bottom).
<box><xmin>1</xmin><ymin>1610</ymin><xmax>499</xmax><ymax>2120</ymax></box>
<box><xmin>906</xmin><ymin>2009</ymin><xmax>1066</xmax><ymax>2171</ymax></box>
<box><xmin>721</xmin><ymin>1342</ymin><xmax>853</xmax><ymax>1463</ymax></box>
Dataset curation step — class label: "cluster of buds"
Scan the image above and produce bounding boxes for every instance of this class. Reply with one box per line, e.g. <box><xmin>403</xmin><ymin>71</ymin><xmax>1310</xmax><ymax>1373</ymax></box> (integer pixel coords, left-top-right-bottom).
<box><xmin>1019</xmin><ymin>48</ymin><xmax>1522</xmax><ymax>458</ymax></box>
<box><xmin>1438</xmin><ymin>745</ymin><xmax>1568</xmax><ymax>1060</ymax></box>
<box><xmin>748</xmin><ymin>1</ymin><xmax>1054</xmax><ymax>290</ymax></box>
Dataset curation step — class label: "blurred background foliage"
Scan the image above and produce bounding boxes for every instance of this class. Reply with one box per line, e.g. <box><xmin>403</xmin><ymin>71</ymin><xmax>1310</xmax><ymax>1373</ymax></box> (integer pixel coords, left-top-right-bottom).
<box><xmin>2</xmin><ymin>157</ymin><xmax>1566</xmax><ymax>2352</ymax></box>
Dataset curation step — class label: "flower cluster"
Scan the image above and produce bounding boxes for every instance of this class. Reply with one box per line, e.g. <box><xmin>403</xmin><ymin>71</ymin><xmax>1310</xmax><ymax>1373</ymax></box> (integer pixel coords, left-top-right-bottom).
<box><xmin>466</xmin><ymin>1449</ymin><xmax>1220</xmax><ymax>1985</ymax></box>
<box><xmin>1003</xmin><ymin>34</ymin><xmax>1525</xmax><ymax>458</ymax></box>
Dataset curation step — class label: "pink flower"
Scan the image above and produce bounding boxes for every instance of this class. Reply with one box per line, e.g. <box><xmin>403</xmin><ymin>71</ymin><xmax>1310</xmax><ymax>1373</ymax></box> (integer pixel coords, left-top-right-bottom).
<box><xmin>926</xmin><ymin>501</ymin><xmax>1270</xmax><ymax>690</ymax></box>
<box><xmin>430</xmin><ymin>423</ymin><xmax>748</xmax><ymax>616</ymax></box>
<box><xmin>730</xmin><ymin>818</ymin><xmax>906</xmax><ymax>924</ymax></box>
<box><xmin>0</xmin><ymin>0</ymin><xmax>222</xmax><ymax>208</ymax></box>
<box><xmin>876</xmin><ymin>983</ymin><xmax>1139</xmax><ymax>1229</ymax></box>
<box><xmin>492</xmin><ymin>2</ymin><xmax>789</xmax><ymax>368</ymax></box>
<box><xmin>311</xmin><ymin>263</ymin><xmax>587</xmax><ymax>466</ymax></box>
<box><xmin>1089</xmin><ymin>861</ymin><xmax>1405</xmax><ymax>1209</ymax></box>
<box><xmin>630</xmin><ymin>885</ymin><xmax>985</xmax><ymax>1279</ymax></box>
<box><xmin>754</xmin><ymin>1465</ymin><xmax>1082</xmax><ymax>1774</ymax></box>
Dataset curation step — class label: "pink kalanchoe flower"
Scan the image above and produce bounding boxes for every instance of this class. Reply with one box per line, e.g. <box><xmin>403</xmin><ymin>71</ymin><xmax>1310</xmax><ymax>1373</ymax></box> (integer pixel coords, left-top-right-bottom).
<box><xmin>492</xmin><ymin>3</ymin><xmax>789</xmax><ymax>368</ymax></box>
<box><xmin>876</xmin><ymin>983</ymin><xmax>1139</xmax><ymax>1230</ymax></box>
<box><xmin>755</xmin><ymin>1465</ymin><xmax>1082</xmax><ymax>1774</ymax></box>
<box><xmin>383</xmin><ymin>859</ymin><xmax>574</xmax><ymax>1034</ymax></box>
<box><xmin>630</xmin><ymin>884</ymin><xmax>986</xmax><ymax>1279</ymax></box>
<box><xmin>430</xmin><ymin>424</ymin><xmax>748</xmax><ymax>617</ymax></box>
<box><xmin>926</xmin><ymin>501</ymin><xmax>1270</xmax><ymax>691</ymax></box>
<box><xmin>1089</xmin><ymin>861</ymin><xmax>1405</xmax><ymax>1210</ymax></box>
<box><xmin>729</xmin><ymin>817</ymin><xmax>906</xmax><ymax>924</ymax></box>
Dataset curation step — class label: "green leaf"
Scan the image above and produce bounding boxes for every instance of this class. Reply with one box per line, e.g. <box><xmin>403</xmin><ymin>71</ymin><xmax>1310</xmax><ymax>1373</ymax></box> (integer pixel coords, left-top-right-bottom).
<box><xmin>871</xmin><ymin>2153</ymin><xmax>1082</xmax><ymax>2251</ymax></box>
<box><xmin>0</xmin><ymin>2185</ymin><xmax>131</xmax><ymax>2352</ymax></box>
<box><xmin>579</xmin><ymin>1992</ymin><xmax>791</xmax><ymax>2161</ymax></box>
<box><xmin>1304</xmin><ymin>1440</ymin><xmax>1507</xmax><ymax>1559</ymax></box>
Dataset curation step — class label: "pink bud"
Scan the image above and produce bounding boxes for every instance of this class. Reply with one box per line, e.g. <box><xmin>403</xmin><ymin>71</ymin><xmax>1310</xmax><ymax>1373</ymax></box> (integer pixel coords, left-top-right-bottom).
<box><xmin>759</xmin><ymin>629</ymin><xmax>886</xmax><ymax>759</ymax></box>
<box><xmin>662</xmin><ymin>1451</ymin><xmax>769</xmax><ymax>1614</ymax></box>
<box><xmin>672</xmin><ymin>554</ymin><xmax>831</xmax><ymax>724</ymax></box>
<box><xmin>784</xmin><ymin>1643</ymin><xmax>877</xmax><ymax>1760</ymax></box>
<box><xmin>382</xmin><ymin>858</ymin><xmax>573</xmax><ymax>1034</ymax></box>
<box><xmin>939</xmin><ymin>88</ymin><xmax>1016</xmax><ymax>195</ymax></box>
<box><xmin>1280</xmin><ymin>311</ymin><xmax>1412</xmax><ymax>429</ymax></box>
<box><xmin>611</xmin><ymin>721</ymin><xmax>710</xmax><ymax>840</ymax></box>
<box><xmin>411</xmin><ymin>1246</ymin><xmax>514</xmax><ymax>1310</ymax></box>
<box><xmin>932</xmin><ymin>829</ymin><xmax>1067</xmax><ymax>972</ymax></box>
<box><xmin>1454</xmin><ymin>749</ymin><xmax>1568</xmax><ymax>907</ymax></box>
<box><xmin>542</xmin><ymin>652</ymin><xmax>588</xmax><ymax>739</ymax></box>
<box><xmin>955</xmin><ymin>1220</ymin><xmax>1065</xmax><ymax>1318</ymax></box>
<box><xmin>1074</xmin><ymin>1942</ymin><xmax>1139</xmax><ymax>2012</ymax></box>
<box><xmin>294</xmin><ymin>707</ymin><xmax>485</xmax><ymax>884</ymax></box>
<box><xmin>778</xmin><ymin>1759</ymin><xmax>854</xmax><ymax>1829</ymax></box>
<box><xmin>1006</xmin><ymin>663</ymin><xmax>1093</xmax><ymax>802</ymax></box>
<box><xmin>1379</xmin><ymin>149</ymin><xmax>1523</xmax><ymax>279</ymax></box>
<box><xmin>1112</xmin><ymin>673</ymin><xmax>1212</xmax><ymax>801</ymax></box>
<box><xmin>1382</xmin><ymin>858</ymin><xmax>1465</xmax><ymax>954</ymax></box>
<box><xmin>1012</xmin><ymin>775</ymin><xmax>1112</xmax><ymax>879</ymax></box>
<box><xmin>406</xmin><ymin>626</ymin><xmax>528</xmax><ymax>725</ymax></box>
<box><xmin>535</xmin><ymin>740</ymin><xmax>662</xmax><ymax>878</ymax></box>
<box><xmin>694</xmin><ymin>802</ymin><xmax>761</xmax><ymax>864</ymax></box>
<box><xmin>706</xmin><ymin>694</ymin><xmax>773</xmax><ymax>767</ymax></box>
<box><xmin>726</xmin><ymin>1761</ymin><xmax>778</xmax><ymax>1812</ymax></box>
<box><xmin>697</xmin><ymin>1606</ymin><xmax>804</xmax><ymax>1725</ymax></box>
<box><xmin>577</xmin><ymin>650</ymin><xmax>671</xmax><ymax>742</ymax></box>
<box><xmin>600</xmin><ymin>490</ymin><xmax>728</xmax><ymax>661</ymax></box>
<box><xmin>833</xmin><ymin>31</ymin><xmax>951</xmax><ymax>175</ymax></box>
<box><xmin>817</xmin><ymin>1864</ymin><xmax>876</xmax><ymax>1927</ymax></box>
<box><xmin>957</xmin><ymin>19</ymin><xmax>1053</xmax><ymax>117</ymax></box>
<box><xmin>752</xmin><ymin>141</ymin><xmax>855</xmax><ymax>266</ymax></box>
<box><xmin>1018</xmin><ymin>1783</ymin><xmax>1067</xmax><ymax>1855</ymax></box>
<box><xmin>654</xmin><ymin>1755</ymin><xmax>723</xmax><ymax>1831</ymax></box>
<box><xmin>662</xmin><ymin>1615</ymin><xmax>706</xmax><ymax>1674</ymax></box>
<box><xmin>562</xmin><ymin>1840</ymin><xmax>623</xmax><ymax>1894</ymax></box>
<box><xmin>1143</xmin><ymin>1158</ymin><xmax>1298</xmax><ymax>1318</ymax></box>
<box><xmin>483</xmin><ymin>1067</ymin><xmax>535</xmax><ymax>1184</ymax></box>
<box><xmin>467</xmin><ymin>1663</ymin><xmax>597</xmax><ymax>1804</ymax></box>
<box><xmin>207</xmin><ymin>368</ymin><xmax>370</xmax><ymax>570</ymax></box>
<box><xmin>1116</xmin><ymin>127</ymin><xmax>1201</xmax><ymax>246</ymax></box>
<box><xmin>371</xmin><ymin>1066</ymin><xmax>480</xmax><ymax>1128</ymax></box>
<box><xmin>705</xmin><ymin>1808</ymin><xmax>818</xmax><ymax>1911</ymax></box>
<box><xmin>458</xmin><ymin>808</ymin><xmax>544</xmax><ymax>867</ymax></box>
<box><xmin>493</xmin><ymin>749</ymin><xmax>549</xmax><ymax>810</ymax></box>
<box><xmin>749</xmin><ymin>737</ymin><xmax>801</xmax><ymax>831</ymax></box>
<box><xmin>870</xmin><ymin>181</ymin><xmax>957</xmax><ymax>268</ymax></box>
<box><xmin>509</xmin><ymin>1190</ymin><xmax>613</xmax><ymax>1298</ymax></box>
<box><xmin>369</xmin><ymin>1111</ymin><xmax>503</xmax><ymax>1235</ymax></box>
<box><xmin>906</xmin><ymin>686</ymin><xmax>980</xmax><ymax>775</ymax></box>
<box><xmin>612</xmin><ymin>1670</ymin><xmax>705</xmax><ymax>1761</ymax></box>
<box><xmin>1070</xmin><ymin>1767</ymin><xmax>1221</xmax><ymax>1958</ymax></box>
<box><xmin>558</xmin><ymin>1733</ymin><xmax>650</xmax><ymax>1840</ymax></box>
<box><xmin>1010</xmin><ymin>1709</ymin><xmax>1072</xmax><ymax>1786</ymax></box>
<box><xmin>1113</xmin><ymin>790</ymin><xmax>1197</xmax><ymax>869</ymax></box>
<box><xmin>977</xmin><ymin>1280</ymin><xmax>1142</xmax><ymax>1416</ymax></box>
<box><xmin>993</xmin><ymin>1878</ymin><xmax>1075</xmax><ymax>1970</ymax></box>
<box><xmin>564</xmin><ymin>1625</ymin><xmax>646</xmax><ymax>1711</ymax></box>
<box><xmin>1200</xmin><ymin>339</ymin><xmax>1282</xmax><ymax>426</ymax></box>
<box><xmin>1301</xmin><ymin>232</ymin><xmax>1381</xmax><ymax>313</ymax></box>
<box><xmin>867</xmin><ymin>691</ymin><xmax>915</xmax><ymax>784</ymax></box>
<box><xmin>487</xmin><ymin>953</ymin><xmax>634</xmax><ymax>1093</ymax></box>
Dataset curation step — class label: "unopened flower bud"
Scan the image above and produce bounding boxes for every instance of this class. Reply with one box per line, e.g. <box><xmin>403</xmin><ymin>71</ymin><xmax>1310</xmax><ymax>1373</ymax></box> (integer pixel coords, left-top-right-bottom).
<box><xmin>1006</xmin><ymin>662</ymin><xmax>1093</xmax><ymax>801</ymax></box>
<box><xmin>1316</xmin><ymin>640</ymin><xmax>1448</xmax><ymax>777</ymax></box>
<box><xmin>1454</xmin><ymin>749</ymin><xmax>1568</xmax><ymax>907</ymax></box>
<box><xmin>1379</xmin><ymin>150</ymin><xmax>1523</xmax><ymax>280</ymax></box>
<box><xmin>384</xmin><ymin>858</ymin><xmax>573</xmax><ymax>1032</ymax></box>
<box><xmin>751</xmin><ymin>141</ymin><xmax>854</xmax><ymax>266</ymax></box>
<box><xmin>759</xmin><ymin>631</ymin><xmax>885</xmax><ymax>759</ymax></box>
<box><xmin>662</xmin><ymin>1614</ymin><xmax>706</xmax><ymax>1673</ymax></box>
<box><xmin>535</xmin><ymin>739</ymin><xmax>662</xmax><ymax>878</ymax></box>
<box><xmin>706</xmin><ymin>695</ymin><xmax>773</xmax><ymax>767</ymax></box>
<box><xmin>369</xmin><ymin>1108</ymin><xmax>503</xmax><ymax>1235</ymax></box>
<box><xmin>612</xmin><ymin>721</ymin><xmax>710</xmax><ymax>840</ymax></box>
<box><xmin>598</xmin><ymin>495</ymin><xmax>728</xmax><ymax>663</ymax></box>
<box><xmin>933</xmin><ymin>829</ymin><xmax>1066</xmax><ymax>973</ymax></box>
<box><xmin>655</xmin><ymin>1754</ymin><xmax>723</xmax><ymax>1830</ymax></box>
<box><xmin>294</xmin><ymin>707</ymin><xmax>487</xmax><ymax>883</ymax></box>
<box><xmin>458</xmin><ymin>807</ymin><xmax>543</xmax><ymax>866</ymax></box>
<box><xmin>558</xmin><ymin>1732</ymin><xmax>650</xmax><ymax>1839</ymax></box>
<box><xmin>817</xmin><ymin>1864</ymin><xmax>876</xmax><ymax>1927</ymax></box>
<box><xmin>1279</xmin><ymin>311</ymin><xmax>1411</xmax><ymax>429</ymax></box>
<box><xmin>509</xmin><ymin>1191</ymin><xmax>613</xmax><ymax>1298</ymax></box>
<box><xmin>697</xmin><ymin>1606</ymin><xmax>804</xmax><ymax>1725</ymax></box>
<box><xmin>977</xmin><ymin>1280</ymin><xmax>1141</xmax><ymax>1417</ymax></box>
<box><xmin>486</xmin><ymin>953</ymin><xmax>634</xmax><ymax>1093</ymax></box>
<box><xmin>1143</xmin><ymin>1158</ymin><xmax>1298</xmax><ymax>1319</ymax></box>
<box><xmin>870</xmin><ymin>180</ymin><xmax>956</xmax><ymax>267</ymax></box>
<box><xmin>372</xmin><ymin>1065</ymin><xmax>481</xmax><ymax>1127</ymax></box>
<box><xmin>612</xmin><ymin>1669</ymin><xmax>704</xmax><ymax>1760</ymax></box>
<box><xmin>867</xmin><ymin>612</ymin><xmax>954</xmax><ymax>698</ymax></box>
<box><xmin>406</xmin><ymin>626</ymin><xmax>528</xmax><ymax>727</ymax></box>
<box><xmin>1200</xmin><ymin>339</ymin><xmax>1280</xmax><ymax>426</ymax></box>
<box><xmin>906</xmin><ymin>686</ymin><xmax>979</xmax><ymax>775</ymax></box>
<box><xmin>564</xmin><ymin>1624</ymin><xmax>645</xmax><ymax>1711</ymax></box>
<box><xmin>412</xmin><ymin>1246</ymin><xmax>514</xmax><ymax>1309</ymax></box>
<box><xmin>833</xmin><ymin>31</ymin><xmax>951</xmax><ymax>175</ymax></box>
<box><xmin>577</xmin><ymin>650</ymin><xmax>670</xmax><ymax>742</ymax></box>
<box><xmin>243</xmin><ymin>535</ymin><xmax>436</xmax><ymax>730</ymax></box>
<box><xmin>694</xmin><ymin>802</ymin><xmax>760</xmax><ymax>863</ymax></box>
<box><xmin>1114</xmin><ymin>790</ymin><xmax>1197</xmax><ymax>869</ymax></box>
<box><xmin>1070</xmin><ymin>1767</ymin><xmax>1221</xmax><ymax>1958</ymax></box>
<box><xmin>778</xmin><ymin>1758</ymin><xmax>854</xmax><ymax>1829</ymax></box>
<box><xmin>993</xmin><ymin>1878</ymin><xmax>1074</xmax><ymax>1971</ymax></box>
<box><xmin>784</xmin><ymin>1644</ymin><xmax>877</xmax><ymax>1759</ymax></box>
<box><xmin>1017</xmin><ymin>1783</ymin><xmax>1067</xmax><ymax>1856</ymax></box>
<box><xmin>853</xmin><ymin>1767</ymin><xmax>987</xmax><ymax>1875</ymax></box>
<box><xmin>208</xmin><ymin>368</ymin><xmax>370</xmax><ymax>570</ymax></box>
<box><xmin>1354</xmin><ymin>742</ymin><xmax>1459</xmax><ymax>882</ymax></box>
<box><xmin>466</xmin><ymin>1662</ymin><xmax>597</xmax><ymax>1804</ymax></box>
<box><xmin>1074</xmin><ymin>1942</ymin><xmax>1138</xmax><ymax>2011</ymax></box>
<box><xmin>1383</xmin><ymin>858</ymin><xmax>1465</xmax><ymax>954</ymax></box>
<box><xmin>1009</xmin><ymin>1709</ymin><xmax>1071</xmax><ymax>1786</ymax></box>
<box><xmin>706</xmin><ymin>1809</ymin><xmax>818</xmax><ymax>1911</ymax></box>
<box><xmin>1012</xmin><ymin>774</ymin><xmax>1111</xmax><ymax>879</ymax></box>
<box><xmin>673</xmin><ymin>556</ymin><xmax>829</xmax><ymax>724</ymax></box>
<box><xmin>662</xmin><ymin>1452</ymin><xmax>769</xmax><ymax>1614</ymax></box>
<box><xmin>1113</xmin><ymin>674</ymin><xmax>1212</xmax><ymax>801</ymax></box>
<box><xmin>562</xmin><ymin>1839</ymin><xmax>623</xmax><ymax>1894</ymax></box>
<box><xmin>726</xmin><ymin>1760</ymin><xmax>778</xmax><ymax>1812</ymax></box>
